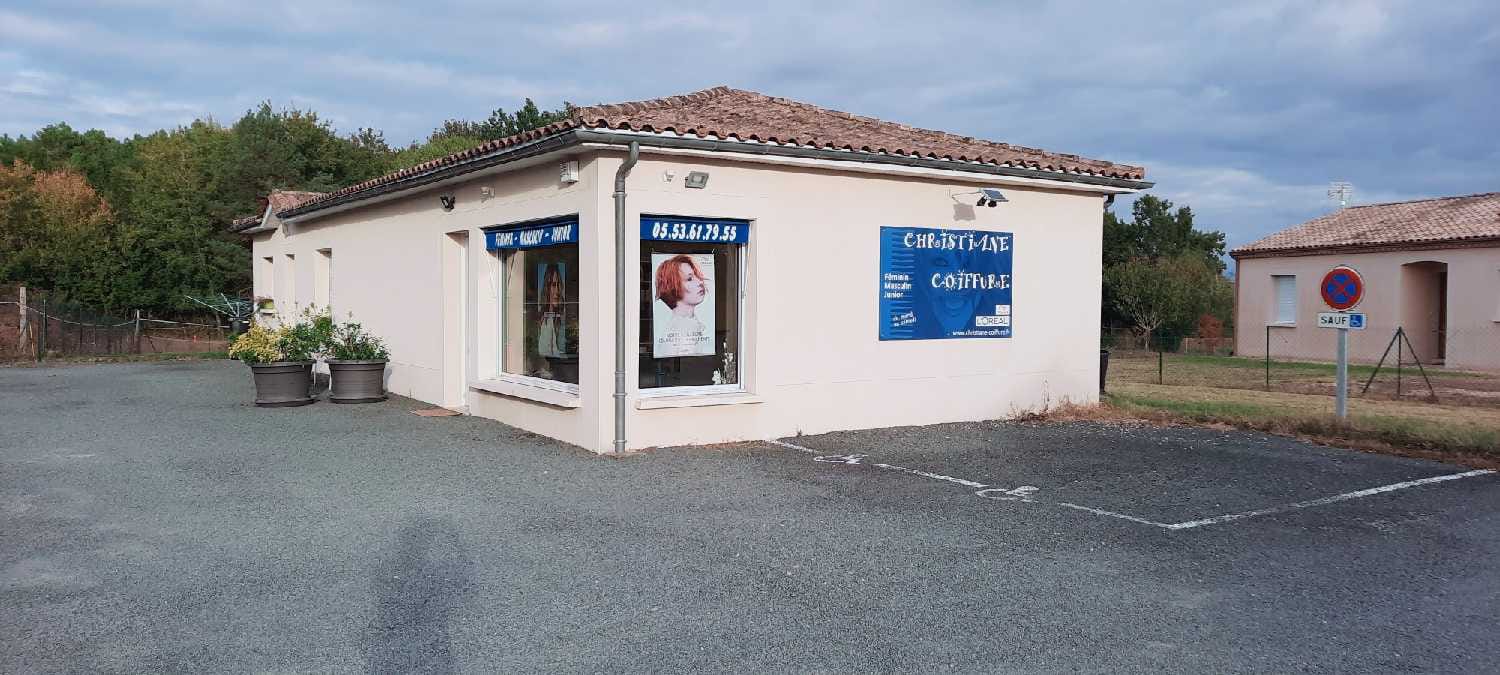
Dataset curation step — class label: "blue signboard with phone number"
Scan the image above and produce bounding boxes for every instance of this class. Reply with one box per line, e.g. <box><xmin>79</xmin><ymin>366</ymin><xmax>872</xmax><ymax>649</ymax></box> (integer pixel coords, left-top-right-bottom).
<box><xmin>641</xmin><ymin>216</ymin><xmax>749</xmax><ymax>243</ymax></box>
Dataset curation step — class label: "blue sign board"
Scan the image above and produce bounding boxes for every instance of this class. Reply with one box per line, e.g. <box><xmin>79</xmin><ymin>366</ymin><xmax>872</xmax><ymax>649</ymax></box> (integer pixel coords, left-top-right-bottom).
<box><xmin>485</xmin><ymin>219</ymin><xmax>578</xmax><ymax>250</ymax></box>
<box><xmin>879</xmin><ymin>226</ymin><xmax>1014</xmax><ymax>340</ymax></box>
<box><xmin>641</xmin><ymin>216</ymin><xmax>750</xmax><ymax>244</ymax></box>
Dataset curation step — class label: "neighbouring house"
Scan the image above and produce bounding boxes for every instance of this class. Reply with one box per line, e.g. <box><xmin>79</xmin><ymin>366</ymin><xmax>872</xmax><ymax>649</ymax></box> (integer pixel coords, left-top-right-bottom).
<box><xmin>1232</xmin><ymin>192</ymin><xmax>1500</xmax><ymax>371</ymax></box>
<box><xmin>234</xmin><ymin>86</ymin><xmax>1151</xmax><ymax>453</ymax></box>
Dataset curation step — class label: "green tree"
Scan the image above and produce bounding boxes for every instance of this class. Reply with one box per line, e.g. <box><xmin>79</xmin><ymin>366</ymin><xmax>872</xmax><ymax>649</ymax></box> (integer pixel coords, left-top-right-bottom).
<box><xmin>0</xmin><ymin>160</ymin><xmax>120</xmax><ymax>306</ymax></box>
<box><xmin>113</xmin><ymin>123</ymin><xmax>248</xmax><ymax>310</ymax></box>
<box><xmin>1103</xmin><ymin>195</ymin><xmax>1232</xmax><ymax>337</ymax></box>
<box><xmin>1104</xmin><ymin>195</ymin><xmax>1225</xmax><ymax>271</ymax></box>
<box><xmin>428</xmin><ymin>99</ymin><xmax>575</xmax><ymax>144</ymax></box>
<box><xmin>1105</xmin><ymin>253</ymin><xmax>1228</xmax><ymax>339</ymax></box>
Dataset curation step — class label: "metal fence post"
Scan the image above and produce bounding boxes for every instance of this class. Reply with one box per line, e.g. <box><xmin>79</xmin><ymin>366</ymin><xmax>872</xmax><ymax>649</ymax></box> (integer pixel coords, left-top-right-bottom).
<box><xmin>1264</xmin><ymin>324</ymin><xmax>1270</xmax><ymax>391</ymax></box>
<box><xmin>1395</xmin><ymin>327</ymin><xmax>1403</xmax><ymax>398</ymax></box>
<box><xmin>133</xmin><ymin>309</ymin><xmax>142</xmax><ymax>354</ymax></box>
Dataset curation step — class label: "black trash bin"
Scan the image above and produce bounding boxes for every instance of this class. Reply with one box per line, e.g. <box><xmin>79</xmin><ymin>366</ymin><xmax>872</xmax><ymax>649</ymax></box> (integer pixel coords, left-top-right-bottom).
<box><xmin>1099</xmin><ymin>349</ymin><xmax>1111</xmax><ymax>394</ymax></box>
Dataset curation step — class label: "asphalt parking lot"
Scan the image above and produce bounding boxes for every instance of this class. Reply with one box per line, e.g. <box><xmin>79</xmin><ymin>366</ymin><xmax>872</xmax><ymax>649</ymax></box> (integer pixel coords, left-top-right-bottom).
<box><xmin>3</xmin><ymin>360</ymin><xmax>1498</xmax><ymax>673</ymax></box>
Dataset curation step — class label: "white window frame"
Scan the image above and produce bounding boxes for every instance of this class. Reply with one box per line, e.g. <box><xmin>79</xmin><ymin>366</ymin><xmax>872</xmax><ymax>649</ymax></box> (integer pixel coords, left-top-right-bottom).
<box><xmin>1271</xmin><ymin>274</ymin><xmax>1296</xmax><ymax>325</ymax></box>
<box><xmin>637</xmin><ymin>231</ymin><xmax>750</xmax><ymax>399</ymax></box>
<box><xmin>488</xmin><ymin>221</ymin><xmax>582</xmax><ymax>396</ymax></box>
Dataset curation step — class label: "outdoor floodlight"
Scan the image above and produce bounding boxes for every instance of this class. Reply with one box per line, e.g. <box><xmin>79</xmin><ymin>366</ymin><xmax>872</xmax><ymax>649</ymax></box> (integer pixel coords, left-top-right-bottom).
<box><xmin>684</xmin><ymin>171</ymin><xmax>710</xmax><ymax>189</ymax></box>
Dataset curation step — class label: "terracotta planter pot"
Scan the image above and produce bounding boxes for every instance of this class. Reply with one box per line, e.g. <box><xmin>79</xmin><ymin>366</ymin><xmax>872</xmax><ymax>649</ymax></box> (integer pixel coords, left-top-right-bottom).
<box><xmin>327</xmin><ymin>359</ymin><xmax>388</xmax><ymax>403</ymax></box>
<box><xmin>249</xmin><ymin>361</ymin><xmax>315</xmax><ymax>407</ymax></box>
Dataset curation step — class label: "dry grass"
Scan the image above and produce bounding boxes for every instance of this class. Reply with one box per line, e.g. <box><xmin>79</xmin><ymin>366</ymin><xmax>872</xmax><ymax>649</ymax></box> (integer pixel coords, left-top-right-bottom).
<box><xmin>1110</xmin><ymin>352</ymin><xmax>1500</xmax><ymax>407</ymax></box>
<box><xmin>1091</xmin><ymin>381</ymin><xmax>1500</xmax><ymax>469</ymax></box>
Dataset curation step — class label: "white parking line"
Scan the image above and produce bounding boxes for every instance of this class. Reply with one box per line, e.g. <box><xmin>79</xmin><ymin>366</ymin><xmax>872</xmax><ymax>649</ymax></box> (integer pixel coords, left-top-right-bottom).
<box><xmin>1163</xmin><ymin>469</ymin><xmax>1496</xmax><ymax>530</ymax></box>
<box><xmin>766</xmin><ymin>438</ymin><xmax>1496</xmax><ymax>531</ymax></box>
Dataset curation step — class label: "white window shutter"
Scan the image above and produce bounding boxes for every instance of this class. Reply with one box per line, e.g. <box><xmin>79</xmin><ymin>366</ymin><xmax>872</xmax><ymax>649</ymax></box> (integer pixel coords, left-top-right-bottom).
<box><xmin>1273</xmin><ymin>275</ymin><xmax>1296</xmax><ymax>324</ymax></box>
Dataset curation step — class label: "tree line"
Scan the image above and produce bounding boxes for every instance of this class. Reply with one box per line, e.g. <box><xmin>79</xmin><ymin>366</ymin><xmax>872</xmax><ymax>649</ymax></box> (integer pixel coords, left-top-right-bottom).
<box><xmin>3</xmin><ymin>98</ymin><xmax>1229</xmax><ymax>335</ymax></box>
<box><xmin>0</xmin><ymin>100</ymin><xmax>571</xmax><ymax>313</ymax></box>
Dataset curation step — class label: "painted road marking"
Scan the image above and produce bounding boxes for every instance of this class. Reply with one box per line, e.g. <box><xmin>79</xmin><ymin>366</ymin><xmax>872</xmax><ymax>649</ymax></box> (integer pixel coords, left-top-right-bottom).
<box><xmin>1163</xmin><ymin>469</ymin><xmax>1496</xmax><ymax>530</ymax></box>
<box><xmin>767</xmin><ymin>438</ymin><xmax>1496</xmax><ymax>531</ymax></box>
<box><xmin>769</xmin><ymin>439</ymin><xmax>1035</xmax><ymax>497</ymax></box>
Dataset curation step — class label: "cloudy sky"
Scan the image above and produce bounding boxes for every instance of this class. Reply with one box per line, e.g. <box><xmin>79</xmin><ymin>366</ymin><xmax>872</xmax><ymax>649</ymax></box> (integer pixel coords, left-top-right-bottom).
<box><xmin>2</xmin><ymin>0</ymin><xmax>1497</xmax><ymax>248</ymax></box>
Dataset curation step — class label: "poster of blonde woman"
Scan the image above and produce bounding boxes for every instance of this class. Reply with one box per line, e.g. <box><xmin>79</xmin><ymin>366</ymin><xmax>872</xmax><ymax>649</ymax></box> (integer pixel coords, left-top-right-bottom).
<box><xmin>651</xmin><ymin>253</ymin><xmax>715</xmax><ymax>357</ymax></box>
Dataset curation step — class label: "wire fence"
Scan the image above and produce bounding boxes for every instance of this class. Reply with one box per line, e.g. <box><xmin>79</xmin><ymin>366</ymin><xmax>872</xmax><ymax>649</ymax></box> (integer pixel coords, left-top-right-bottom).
<box><xmin>1</xmin><ymin>285</ymin><xmax>233</xmax><ymax>361</ymax></box>
<box><xmin>1103</xmin><ymin>323</ymin><xmax>1500</xmax><ymax>409</ymax></box>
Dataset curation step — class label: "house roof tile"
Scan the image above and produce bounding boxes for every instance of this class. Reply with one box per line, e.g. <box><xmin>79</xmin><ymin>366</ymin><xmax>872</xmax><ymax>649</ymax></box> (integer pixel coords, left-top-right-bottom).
<box><xmin>1232</xmin><ymin>192</ymin><xmax>1500</xmax><ymax>257</ymax></box>
<box><xmin>283</xmin><ymin>86</ymin><xmax>1145</xmax><ymax>217</ymax></box>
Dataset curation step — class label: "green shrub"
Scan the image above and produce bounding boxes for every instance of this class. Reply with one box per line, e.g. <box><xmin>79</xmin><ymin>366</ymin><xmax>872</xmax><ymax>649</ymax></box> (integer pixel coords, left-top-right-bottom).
<box><xmin>277</xmin><ymin>308</ymin><xmax>333</xmax><ymax>362</ymax></box>
<box><xmin>325</xmin><ymin>320</ymin><xmax>389</xmax><ymax>361</ymax></box>
<box><xmin>227</xmin><ymin>324</ymin><xmax>284</xmax><ymax>364</ymax></box>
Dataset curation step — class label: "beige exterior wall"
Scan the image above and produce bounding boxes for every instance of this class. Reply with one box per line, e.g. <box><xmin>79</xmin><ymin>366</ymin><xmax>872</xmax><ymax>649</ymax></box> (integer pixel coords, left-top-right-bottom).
<box><xmin>1234</xmin><ymin>247</ymin><xmax>1500</xmax><ymax>371</ymax></box>
<box><xmin>253</xmin><ymin>149</ymin><xmax>1115</xmax><ymax>453</ymax></box>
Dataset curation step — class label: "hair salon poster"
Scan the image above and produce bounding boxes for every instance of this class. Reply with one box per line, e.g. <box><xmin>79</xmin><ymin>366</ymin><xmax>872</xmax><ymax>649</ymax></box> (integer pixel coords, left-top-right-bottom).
<box><xmin>652</xmin><ymin>253</ymin><xmax>716</xmax><ymax>357</ymax></box>
<box><xmin>879</xmin><ymin>226</ymin><xmax>1013</xmax><ymax>340</ymax></box>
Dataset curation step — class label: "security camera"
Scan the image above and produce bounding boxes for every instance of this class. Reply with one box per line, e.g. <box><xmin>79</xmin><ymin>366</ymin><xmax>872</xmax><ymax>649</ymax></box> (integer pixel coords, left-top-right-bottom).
<box><xmin>439</xmin><ymin>194</ymin><xmax>456</xmax><ymax>211</ymax></box>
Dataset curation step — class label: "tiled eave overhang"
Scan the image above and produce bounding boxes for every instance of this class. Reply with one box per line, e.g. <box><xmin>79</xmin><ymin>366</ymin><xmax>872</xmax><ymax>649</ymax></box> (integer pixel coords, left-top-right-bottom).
<box><xmin>278</xmin><ymin>129</ymin><xmax>1155</xmax><ymax>222</ymax></box>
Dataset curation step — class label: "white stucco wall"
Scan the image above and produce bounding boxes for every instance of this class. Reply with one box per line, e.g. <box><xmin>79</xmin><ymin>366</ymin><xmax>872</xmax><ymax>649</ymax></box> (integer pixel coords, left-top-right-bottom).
<box><xmin>252</xmin><ymin>149</ymin><xmax>1116</xmax><ymax>453</ymax></box>
<box><xmin>1234</xmin><ymin>247</ymin><xmax>1500</xmax><ymax>371</ymax></box>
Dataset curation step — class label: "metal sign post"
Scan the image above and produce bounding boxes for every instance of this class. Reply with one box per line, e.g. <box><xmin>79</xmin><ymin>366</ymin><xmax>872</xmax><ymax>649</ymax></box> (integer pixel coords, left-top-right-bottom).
<box><xmin>1318</xmin><ymin>265</ymin><xmax>1366</xmax><ymax>422</ymax></box>
<box><xmin>1335</xmin><ymin>327</ymin><xmax>1348</xmax><ymax>419</ymax></box>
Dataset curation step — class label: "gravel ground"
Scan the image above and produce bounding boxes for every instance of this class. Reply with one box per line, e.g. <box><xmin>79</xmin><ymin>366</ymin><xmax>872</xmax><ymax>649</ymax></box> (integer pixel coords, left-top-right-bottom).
<box><xmin>2</xmin><ymin>360</ymin><xmax>1498</xmax><ymax>673</ymax></box>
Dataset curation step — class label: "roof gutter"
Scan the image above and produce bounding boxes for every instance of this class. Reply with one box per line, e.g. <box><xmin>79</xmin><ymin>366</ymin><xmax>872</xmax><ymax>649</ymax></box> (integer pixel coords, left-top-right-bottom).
<box><xmin>280</xmin><ymin>128</ymin><xmax>1152</xmax><ymax>222</ymax></box>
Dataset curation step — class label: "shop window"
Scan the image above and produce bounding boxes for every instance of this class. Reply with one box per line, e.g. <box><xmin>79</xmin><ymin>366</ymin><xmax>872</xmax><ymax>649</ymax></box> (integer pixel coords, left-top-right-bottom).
<box><xmin>638</xmin><ymin>216</ymin><xmax>748</xmax><ymax>391</ymax></box>
<box><xmin>1272</xmin><ymin>274</ymin><xmax>1296</xmax><ymax>324</ymax></box>
<box><xmin>489</xmin><ymin>218</ymin><xmax>581</xmax><ymax>386</ymax></box>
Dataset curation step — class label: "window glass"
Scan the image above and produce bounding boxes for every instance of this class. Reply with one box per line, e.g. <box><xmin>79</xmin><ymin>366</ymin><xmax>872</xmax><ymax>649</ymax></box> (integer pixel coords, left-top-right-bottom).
<box><xmin>500</xmin><ymin>244</ymin><xmax>581</xmax><ymax>384</ymax></box>
<box><xmin>639</xmin><ymin>241</ymin><xmax>741</xmax><ymax>389</ymax></box>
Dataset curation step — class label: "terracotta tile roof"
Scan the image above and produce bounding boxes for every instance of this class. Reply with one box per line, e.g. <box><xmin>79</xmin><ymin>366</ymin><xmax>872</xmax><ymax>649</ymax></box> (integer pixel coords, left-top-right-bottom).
<box><xmin>1232</xmin><ymin>192</ymin><xmax>1500</xmax><ymax>257</ymax></box>
<box><xmin>267</xmin><ymin>190</ymin><xmax>326</xmax><ymax>212</ymax></box>
<box><xmin>229</xmin><ymin>189</ymin><xmax>327</xmax><ymax>233</ymax></box>
<box><xmin>283</xmin><ymin>86</ymin><xmax>1145</xmax><ymax>217</ymax></box>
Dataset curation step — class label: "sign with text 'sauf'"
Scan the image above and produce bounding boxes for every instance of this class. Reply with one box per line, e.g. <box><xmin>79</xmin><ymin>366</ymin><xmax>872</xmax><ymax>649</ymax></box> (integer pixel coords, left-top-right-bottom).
<box><xmin>1318</xmin><ymin>312</ymin><xmax>1366</xmax><ymax>330</ymax></box>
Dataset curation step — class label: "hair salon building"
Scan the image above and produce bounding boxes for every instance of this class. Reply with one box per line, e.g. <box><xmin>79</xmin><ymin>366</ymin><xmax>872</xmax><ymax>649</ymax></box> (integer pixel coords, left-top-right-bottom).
<box><xmin>237</xmin><ymin>87</ymin><xmax>1150</xmax><ymax>453</ymax></box>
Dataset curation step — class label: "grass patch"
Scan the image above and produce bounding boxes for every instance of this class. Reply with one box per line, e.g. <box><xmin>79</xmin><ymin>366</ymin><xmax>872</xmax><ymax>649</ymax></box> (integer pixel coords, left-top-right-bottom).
<box><xmin>1106</xmin><ymin>384</ymin><xmax>1500</xmax><ymax>466</ymax></box>
<box><xmin>1163</xmin><ymin>353</ymin><xmax>1487</xmax><ymax>379</ymax></box>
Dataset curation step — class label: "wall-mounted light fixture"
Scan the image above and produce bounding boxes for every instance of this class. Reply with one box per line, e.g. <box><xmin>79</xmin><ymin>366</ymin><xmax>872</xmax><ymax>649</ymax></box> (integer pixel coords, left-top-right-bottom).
<box><xmin>952</xmin><ymin>188</ymin><xmax>1008</xmax><ymax>208</ymax></box>
<box><xmin>480</xmin><ymin>186</ymin><xmax>495</xmax><ymax>201</ymax></box>
<box><xmin>684</xmin><ymin>171</ymin><xmax>710</xmax><ymax>189</ymax></box>
<box><xmin>439</xmin><ymin>194</ymin><xmax>456</xmax><ymax>211</ymax></box>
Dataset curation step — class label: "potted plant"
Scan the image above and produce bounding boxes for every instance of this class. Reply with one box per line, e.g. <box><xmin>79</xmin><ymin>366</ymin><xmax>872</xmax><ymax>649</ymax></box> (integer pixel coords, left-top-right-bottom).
<box><xmin>228</xmin><ymin>322</ymin><xmax>316</xmax><ymax>407</ymax></box>
<box><xmin>324</xmin><ymin>319</ymin><xmax>389</xmax><ymax>403</ymax></box>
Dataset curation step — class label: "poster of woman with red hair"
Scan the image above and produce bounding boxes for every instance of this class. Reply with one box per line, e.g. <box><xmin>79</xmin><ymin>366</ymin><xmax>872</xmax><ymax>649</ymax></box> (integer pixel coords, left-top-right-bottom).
<box><xmin>651</xmin><ymin>253</ymin><xmax>715</xmax><ymax>357</ymax></box>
